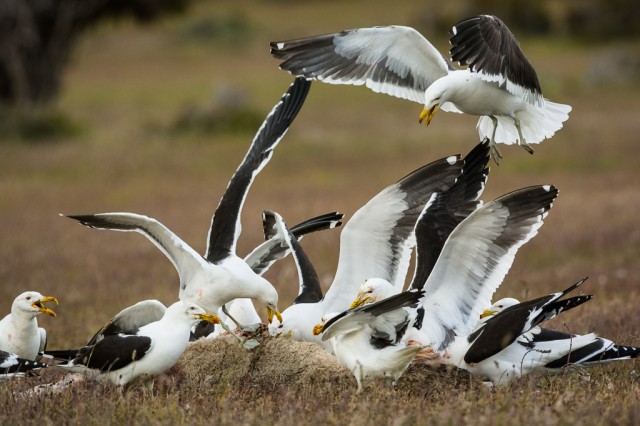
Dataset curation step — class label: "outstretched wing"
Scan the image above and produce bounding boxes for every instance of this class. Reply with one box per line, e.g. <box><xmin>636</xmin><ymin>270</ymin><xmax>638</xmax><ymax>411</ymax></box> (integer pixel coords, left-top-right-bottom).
<box><xmin>261</xmin><ymin>211</ymin><xmax>324</xmax><ymax>304</ymax></box>
<box><xmin>323</xmin><ymin>155</ymin><xmax>463</xmax><ymax>311</ymax></box>
<box><xmin>409</xmin><ymin>140</ymin><xmax>490</xmax><ymax>292</ymax></box>
<box><xmin>205</xmin><ymin>78</ymin><xmax>311</xmax><ymax>262</ymax></box>
<box><xmin>65</xmin><ymin>213</ymin><xmax>206</xmax><ymax>286</ymax></box>
<box><xmin>244</xmin><ymin>211</ymin><xmax>342</xmax><ymax>275</ymax></box>
<box><xmin>272</xmin><ymin>26</ymin><xmax>452</xmax><ymax>104</ymax></box>
<box><xmin>420</xmin><ymin>185</ymin><xmax>558</xmax><ymax>350</ymax></box>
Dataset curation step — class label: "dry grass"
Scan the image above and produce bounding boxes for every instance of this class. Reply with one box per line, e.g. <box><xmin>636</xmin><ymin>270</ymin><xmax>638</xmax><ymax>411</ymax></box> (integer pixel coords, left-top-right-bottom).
<box><xmin>1</xmin><ymin>0</ymin><xmax>640</xmax><ymax>424</ymax></box>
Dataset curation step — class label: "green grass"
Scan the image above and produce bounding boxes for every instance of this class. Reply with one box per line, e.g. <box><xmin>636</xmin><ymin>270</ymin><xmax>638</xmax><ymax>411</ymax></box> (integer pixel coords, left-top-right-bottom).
<box><xmin>1</xmin><ymin>1</ymin><xmax>640</xmax><ymax>424</ymax></box>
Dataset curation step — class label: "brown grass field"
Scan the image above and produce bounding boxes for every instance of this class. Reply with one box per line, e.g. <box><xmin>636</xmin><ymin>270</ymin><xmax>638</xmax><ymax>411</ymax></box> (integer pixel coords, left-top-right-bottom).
<box><xmin>1</xmin><ymin>1</ymin><xmax>640</xmax><ymax>424</ymax></box>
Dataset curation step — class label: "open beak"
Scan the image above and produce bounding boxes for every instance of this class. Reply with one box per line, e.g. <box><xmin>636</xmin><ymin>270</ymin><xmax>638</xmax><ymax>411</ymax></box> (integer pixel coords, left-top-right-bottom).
<box><xmin>267</xmin><ymin>307</ymin><xmax>283</xmax><ymax>324</ymax></box>
<box><xmin>196</xmin><ymin>313</ymin><xmax>221</xmax><ymax>324</ymax></box>
<box><xmin>419</xmin><ymin>104</ymin><xmax>439</xmax><ymax>126</ymax></box>
<box><xmin>349</xmin><ymin>292</ymin><xmax>372</xmax><ymax>310</ymax></box>
<box><xmin>479</xmin><ymin>309</ymin><xmax>495</xmax><ymax>319</ymax></box>
<box><xmin>312</xmin><ymin>323</ymin><xmax>324</xmax><ymax>336</ymax></box>
<box><xmin>32</xmin><ymin>296</ymin><xmax>58</xmax><ymax>317</ymax></box>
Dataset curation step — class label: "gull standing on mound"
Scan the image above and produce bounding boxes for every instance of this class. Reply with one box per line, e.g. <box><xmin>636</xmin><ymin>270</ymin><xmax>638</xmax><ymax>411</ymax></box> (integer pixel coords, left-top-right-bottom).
<box><xmin>0</xmin><ymin>291</ymin><xmax>58</xmax><ymax>360</ymax></box>
<box><xmin>271</xmin><ymin>15</ymin><xmax>571</xmax><ymax>162</ymax></box>
<box><xmin>63</xmin><ymin>78</ymin><xmax>312</xmax><ymax>326</ymax></box>
<box><xmin>198</xmin><ymin>210</ymin><xmax>343</xmax><ymax>339</ymax></box>
<box><xmin>57</xmin><ymin>301</ymin><xmax>219</xmax><ymax>386</ymax></box>
<box><xmin>313</xmin><ymin>288</ymin><xmax>426</xmax><ymax>391</ymax></box>
<box><xmin>44</xmin><ymin>299</ymin><xmax>169</xmax><ymax>361</ymax></box>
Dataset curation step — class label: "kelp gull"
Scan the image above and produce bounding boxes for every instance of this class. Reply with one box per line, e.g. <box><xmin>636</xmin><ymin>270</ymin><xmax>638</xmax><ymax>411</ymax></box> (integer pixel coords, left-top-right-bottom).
<box><xmin>0</xmin><ymin>291</ymin><xmax>58</xmax><ymax>360</ymax></box>
<box><xmin>271</xmin><ymin>15</ymin><xmax>571</xmax><ymax>162</ymax></box>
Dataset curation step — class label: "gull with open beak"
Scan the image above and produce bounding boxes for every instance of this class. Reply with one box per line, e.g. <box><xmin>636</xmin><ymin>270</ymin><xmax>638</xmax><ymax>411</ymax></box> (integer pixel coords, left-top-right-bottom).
<box><xmin>0</xmin><ymin>291</ymin><xmax>58</xmax><ymax>360</ymax></box>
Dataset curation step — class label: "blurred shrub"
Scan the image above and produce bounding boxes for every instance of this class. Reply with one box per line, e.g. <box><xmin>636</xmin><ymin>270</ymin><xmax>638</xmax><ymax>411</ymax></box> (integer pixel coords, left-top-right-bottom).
<box><xmin>0</xmin><ymin>0</ymin><xmax>193</xmax><ymax>110</ymax></box>
<box><xmin>176</xmin><ymin>12</ymin><xmax>252</xmax><ymax>45</ymax></box>
<box><xmin>414</xmin><ymin>0</ymin><xmax>640</xmax><ymax>38</ymax></box>
<box><xmin>0</xmin><ymin>109</ymin><xmax>85</xmax><ymax>143</ymax></box>
<box><xmin>172</xmin><ymin>86</ymin><xmax>263</xmax><ymax>137</ymax></box>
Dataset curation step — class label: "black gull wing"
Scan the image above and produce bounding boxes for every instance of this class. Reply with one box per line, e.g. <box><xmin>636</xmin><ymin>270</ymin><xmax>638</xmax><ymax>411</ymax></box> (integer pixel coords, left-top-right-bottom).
<box><xmin>409</xmin><ymin>139</ymin><xmax>490</xmax><ymax>292</ymax></box>
<box><xmin>72</xmin><ymin>333</ymin><xmax>152</xmax><ymax>372</ymax></box>
<box><xmin>205</xmin><ymin>77</ymin><xmax>311</xmax><ymax>263</ymax></box>
<box><xmin>449</xmin><ymin>15</ymin><xmax>543</xmax><ymax>105</ymax></box>
<box><xmin>271</xmin><ymin>26</ymin><xmax>451</xmax><ymax>104</ymax></box>
<box><xmin>245</xmin><ymin>211</ymin><xmax>342</xmax><ymax>275</ymax></box>
<box><xmin>465</xmin><ymin>277</ymin><xmax>591</xmax><ymax>364</ymax></box>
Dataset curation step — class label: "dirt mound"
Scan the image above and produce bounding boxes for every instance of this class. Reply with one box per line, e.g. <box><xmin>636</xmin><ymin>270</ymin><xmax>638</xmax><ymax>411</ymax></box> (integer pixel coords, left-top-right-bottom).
<box><xmin>172</xmin><ymin>335</ymin><xmax>479</xmax><ymax>394</ymax></box>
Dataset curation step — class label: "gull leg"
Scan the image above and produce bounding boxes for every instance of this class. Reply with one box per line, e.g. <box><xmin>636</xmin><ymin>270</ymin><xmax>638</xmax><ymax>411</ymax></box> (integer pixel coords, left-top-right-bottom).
<box><xmin>221</xmin><ymin>305</ymin><xmax>262</xmax><ymax>349</ymax></box>
<box><xmin>220</xmin><ymin>305</ymin><xmax>244</xmax><ymax>342</ymax></box>
<box><xmin>513</xmin><ymin>116</ymin><xmax>534</xmax><ymax>155</ymax></box>
<box><xmin>355</xmin><ymin>361</ymin><xmax>364</xmax><ymax>393</ymax></box>
<box><xmin>489</xmin><ymin>115</ymin><xmax>503</xmax><ymax>164</ymax></box>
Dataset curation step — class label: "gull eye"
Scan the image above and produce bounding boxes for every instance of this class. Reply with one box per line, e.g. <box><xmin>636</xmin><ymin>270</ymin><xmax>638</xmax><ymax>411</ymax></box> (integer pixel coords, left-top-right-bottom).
<box><xmin>26</xmin><ymin>296</ymin><xmax>31</xmax><ymax>301</ymax></box>
<box><xmin>189</xmin><ymin>306</ymin><xmax>196</xmax><ymax>311</ymax></box>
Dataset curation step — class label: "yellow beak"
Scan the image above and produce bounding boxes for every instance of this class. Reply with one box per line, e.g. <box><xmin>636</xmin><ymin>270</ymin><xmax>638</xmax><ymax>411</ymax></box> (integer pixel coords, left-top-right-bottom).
<box><xmin>32</xmin><ymin>296</ymin><xmax>58</xmax><ymax>317</ymax></box>
<box><xmin>419</xmin><ymin>104</ymin><xmax>439</xmax><ymax>126</ymax></box>
<box><xmin>349</xmin><ymin>291</ymin><xmax>372</xmax><ymax>310</ymax></box>
<box><xmin>312</xmin><ymin>323</ymin><xmax>324</xmax><ymax>336</ymax></box>
<box><xmin>196</xmin><ymin>313</ymin><xmax>221</xmax><ymax>324</ymax></box>
<box><xmin>479</xmin><ymin>309</ymin><xmax>495</xmax><ymax>319</ymax></box>
<box><xmin>267</xmin><ymin>307</ymin><xmax>283</xmax><ymax>324</ymax></box>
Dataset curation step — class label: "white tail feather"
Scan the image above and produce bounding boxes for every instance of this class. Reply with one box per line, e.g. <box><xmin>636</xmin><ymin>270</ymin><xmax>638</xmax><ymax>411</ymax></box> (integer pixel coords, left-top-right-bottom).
<box><xmin>476</xmin><ymin>99</ymin><xmax>571</xmax><ymax>145</ymax></box>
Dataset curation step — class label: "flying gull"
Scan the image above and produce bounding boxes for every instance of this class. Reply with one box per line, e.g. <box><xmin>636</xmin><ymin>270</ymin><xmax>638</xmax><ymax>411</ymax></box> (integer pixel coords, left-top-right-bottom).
<box><xmin>55</xmin><ymin>301</ymin><xmax>219</xmax><ymax>386</ymax></box>
<box><xmin>0</xmin><ymin>291</ymin><xmax>58</xmax><ymax>360</ymax></box>
<box><xmin>271</xmin><ymin>15</ymin><xmax>571</xmax><ymax>162</ymax></box>
<box><xmin>63</xmin><ymin>78</ymin><xmax>311</xmax><ymax>326</ymax></box>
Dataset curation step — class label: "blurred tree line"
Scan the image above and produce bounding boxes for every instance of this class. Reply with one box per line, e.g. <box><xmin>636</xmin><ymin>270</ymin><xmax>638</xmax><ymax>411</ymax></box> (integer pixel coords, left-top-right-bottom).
<box><xmin>422</xmin><ymin>0</ymin><xmax>640</xmax><ymax>38</ymax></box>
<box><xmin>0</xmin><ymin>0</ymin><xmax>190</xmax><ymax>109</ymax></box>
